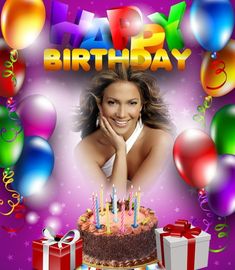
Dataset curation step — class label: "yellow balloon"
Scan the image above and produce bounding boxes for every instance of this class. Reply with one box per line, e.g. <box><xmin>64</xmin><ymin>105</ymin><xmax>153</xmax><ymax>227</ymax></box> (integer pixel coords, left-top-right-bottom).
<box><xmin>1</xmin><ymin>0</ymin><xmax>46</xmax><ymax>50</ymax></box>
<box><xmin>201</xmin><ymin>39</ymin><xmax>235</xmax><ymax>97</ymax></box>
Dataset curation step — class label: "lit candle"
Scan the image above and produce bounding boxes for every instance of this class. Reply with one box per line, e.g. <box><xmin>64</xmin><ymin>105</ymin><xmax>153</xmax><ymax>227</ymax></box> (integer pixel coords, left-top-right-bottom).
<box><xmin>128</xmin><ymin>185</ymin><xmax>133</xmax><ymax>216</ymax></box>
<box><xmin>112</xmin><ymin>184</ymin><xmax>115</xmax><ymax>199</ymax></box>
<box><xmin>132</xmin><ymin>193</ymin><xmax>138</xmax><ymax>228</ymax></box>
<box><xmin>106</xmin><ymin>199</ymin><xmax>111</xmax><ymax>234</ymax></box>
<box><xmin>95</xmin><ymin>194</ymin><xmax>101</xmax><ymax>229</ymax></box>
<box><xmin>113</xmin><ymin>190</ymin><xmax>118</xmax><ymax>223</ymax></box>
<box><xmin>112</xmin><ymin>184</ymin><xmax>115</xmax><ymax>213</ymax></box>
<box><xmin>100</xmin><ymin>184</ymin><xmax>104</xmax><ymax>216</ymax></box>
<box><xmin>120</xmin><ymin>199</ymin><xmax>125</xmax><ymax>234</ymax></box>
<box><xmin>137</xmin><ymin>187</ymin><xmax>141</xmax><ymax>221</ymax></box>
<box><xmin>92</xmin><ymin>192</ymin><xmax>96</xmax><ymax>224</ymax></box>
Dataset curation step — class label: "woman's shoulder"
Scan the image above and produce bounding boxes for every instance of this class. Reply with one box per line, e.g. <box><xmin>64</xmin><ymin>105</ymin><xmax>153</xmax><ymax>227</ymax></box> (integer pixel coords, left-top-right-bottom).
<box><xmin>75</xmin><ymin>131</ymin><xmax>99</xmax><ymax>154</ymax></box>
<box><xmin>142</xmin><ymin>125</ymin><xmax>173</xmax><ymax>149</ymax></box>
<box><xmin>74</xmin><ymin>130</ymin><xmax>113</xmax><ymax>163</ymax></box>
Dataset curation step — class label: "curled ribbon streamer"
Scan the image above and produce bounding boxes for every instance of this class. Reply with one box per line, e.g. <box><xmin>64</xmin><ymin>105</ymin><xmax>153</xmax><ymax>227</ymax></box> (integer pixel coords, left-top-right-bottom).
<box><xmin>6</xmin><ymin>97</ymin><xmax>17</xmax><ymax>112</ymax></box>
<box><xmin>197</xmin><ymin>191</ymin><xmax>213</xmax><ymax>232</ymax></box>
<box><xmin>1</xmin><ymin>201</ymin><xmax>26</xmax><ymax>233</ymax></box>
<box><xmin>193</xmin><ymin>95</ymin><xmax>212</xmax><ymax>127</ymax></box>
<box><xmin>206</xmin><ymin>58</ymin><xmax>227</xmax><ymax>90</ymax></box>
<box><xmin>197</xmin><ymin>191</ymin><xmax>229</xmax><ymax>253</ymax></box>
<box><xmin>0</xmin><ymin>110</ymin><xmax>23</xmax><ymax>143</ymax></box>
<box><xmin>0</xmin><ymin>168</ymin><xmax>20</xmax><ymax>216</ymax></box>
<box><xmin>209</xmin><ymin>220</ymin><xmax>229</xmax><ymax>253</ymax></box>
<box><xmin>1</xmin><ymin>50</ymin><xmax>18</xmax><ymax>86</ymax></box>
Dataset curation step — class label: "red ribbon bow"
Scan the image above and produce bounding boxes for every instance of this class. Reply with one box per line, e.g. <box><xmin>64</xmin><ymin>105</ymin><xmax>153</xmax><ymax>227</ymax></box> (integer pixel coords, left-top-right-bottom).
<box><xmin>160</xmin><ymin>219</ymin><xmax>201</xmax><ymax>270</ymax></box>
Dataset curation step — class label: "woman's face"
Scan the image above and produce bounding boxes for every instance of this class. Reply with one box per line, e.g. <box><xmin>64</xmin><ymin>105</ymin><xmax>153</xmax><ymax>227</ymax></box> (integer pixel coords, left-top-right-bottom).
<box><xmin>101</xmin><ymin>81</ymin><xmax>142</xmax><ymax>139</ymax></box>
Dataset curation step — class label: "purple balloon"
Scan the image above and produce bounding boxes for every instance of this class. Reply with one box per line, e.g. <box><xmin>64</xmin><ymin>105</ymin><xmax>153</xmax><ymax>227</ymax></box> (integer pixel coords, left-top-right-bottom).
<box><xmin>207</xmin><ymin>155</ymin><xmax>235</xmax><ymax>217</ymax></box>
<box><xmin>17</xmin><ymin>95</ymin><xmax>56</xmax><ymax>140</ymax></box>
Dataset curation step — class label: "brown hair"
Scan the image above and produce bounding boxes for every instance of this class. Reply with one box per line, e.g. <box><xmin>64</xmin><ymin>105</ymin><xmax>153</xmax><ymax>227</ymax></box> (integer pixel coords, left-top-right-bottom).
<box><xmin>73</xmin><ymin>66</ymin><xmax>173</xmax><ymax>138</ymax></box>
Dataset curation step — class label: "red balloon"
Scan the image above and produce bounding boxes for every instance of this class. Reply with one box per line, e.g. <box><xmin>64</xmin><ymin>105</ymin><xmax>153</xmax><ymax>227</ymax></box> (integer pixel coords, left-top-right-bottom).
<box><xmin>173</xmin><ymin>129</ymin><xmax>218</xmax><ymax>189</ymax></box>
<box><xmin>0</xmin><ymin>40</ymin><xmax>25</xmax><ymax>97</ymax></box>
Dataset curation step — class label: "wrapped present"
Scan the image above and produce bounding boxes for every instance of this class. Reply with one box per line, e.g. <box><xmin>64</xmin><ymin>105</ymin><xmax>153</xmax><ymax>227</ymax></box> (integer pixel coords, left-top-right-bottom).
<box><xmin>146</xmin><ymin>263</ymin><xmax>164</xmax><ymax>269</ymax></box>
<box><xmin>33</xmin><ymin>227</ymin><xmax>82</xmax><ymax>270</ymax></box>
<box><xmin>155</xmin><ymin>219</ymin><xmax>211</xmax><ymax>270</ymax></box>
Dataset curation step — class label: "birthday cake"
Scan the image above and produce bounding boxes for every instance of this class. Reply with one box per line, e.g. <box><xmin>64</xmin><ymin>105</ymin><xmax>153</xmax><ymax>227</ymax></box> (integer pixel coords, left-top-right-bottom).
<box><xmin>78</xmin><ymin>200</ymin><xmax>157</xmax><ymax>268</ymax></box>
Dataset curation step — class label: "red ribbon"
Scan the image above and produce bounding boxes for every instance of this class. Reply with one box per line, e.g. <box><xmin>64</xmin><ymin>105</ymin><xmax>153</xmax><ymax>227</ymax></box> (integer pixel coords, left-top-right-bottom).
<box><xmin>160</xmin><ymin>219</ymin><xmax>201</xmax><ymax>270</ymax></box>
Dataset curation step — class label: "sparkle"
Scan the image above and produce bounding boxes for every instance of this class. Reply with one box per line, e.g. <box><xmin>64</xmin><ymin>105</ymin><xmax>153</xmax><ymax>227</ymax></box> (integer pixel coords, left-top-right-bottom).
<box><xmin>8</xmin><ymin>254</ymin><xmax>13</xmax><ymax>261</ymax></box>
<box><xmin>189</xmin><ymin>188</ymin><xmax>197</xmax><ymax>195</ymax></box>
<box><xmin>24</xmin><ymin>241</ymin><xmax>30</xmax><ymax>247</ymax></box>
<box><xmin>214</xmin><ymin>260</ymin><xmax>219</xmax><ymax>265</ymax></box>
<box><xmin>8</xmin><ymin>231</ymin><xmax>17</xmax><ymax>238</ymax></box>
<box><xmin>27</xmin><ymin>257</ymin><xmax>32</xmax><ymax>262</ymax></box>
<box><xmin>49</xmin><ymin>202</ymin><xmax>63</xmax><ymax>215</ymax></box>
<box><xmin>181</xmin><ymin>108</ymin><xmax>190</xmax><ymax>117</ymax></box>
<box><xmin>174</xmin><ymin>207</ymin><xmax>180</xmax><ymax>213</ymax></box>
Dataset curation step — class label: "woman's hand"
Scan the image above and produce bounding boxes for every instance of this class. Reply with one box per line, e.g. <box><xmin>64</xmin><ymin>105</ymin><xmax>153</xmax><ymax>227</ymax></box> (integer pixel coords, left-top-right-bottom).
<box><xmin>99</xmin><ymin>115</ymin><xmax>126</xmax><ymax>152</ymax></box>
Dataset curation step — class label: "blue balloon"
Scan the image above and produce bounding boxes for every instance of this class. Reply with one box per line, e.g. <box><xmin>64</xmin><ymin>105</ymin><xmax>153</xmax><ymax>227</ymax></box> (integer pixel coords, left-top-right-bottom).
<box><xmin>190</xmin><ymin>0</ymin><xmax>234</xmax><ymax>52</ymax></box>
<box><xmin>13</xmin><ymin>136</ymin><xmax>54</xmax><ymax>197</ymax></box>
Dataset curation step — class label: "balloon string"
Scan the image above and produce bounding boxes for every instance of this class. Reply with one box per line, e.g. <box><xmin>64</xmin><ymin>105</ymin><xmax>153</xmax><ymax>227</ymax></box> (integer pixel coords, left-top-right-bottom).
<box><xmin>6</xmin><ymin>97</ymin><xmax>17</xmax><ymax>112</ymax></box>
<box><xmin>197</xmin><ymin>190</ymin><xmax>229</xmax><ymax>253</ymax></box>
<box><xmin>0</xmin><ymin>168</ymin><xmax>20</xmax><ymax>216</ymax></box>
<box><xmin>193</xmin><ymin>95</ymin><xmax>212</xmax><ymax>128</ymax></box>
<box><xmin>0</xmin><ymin>107</ymin><xmax>23</xmax><ymax>143</ymax></box>
<box><xmin>1</xmin><ymin>50</ymin><xmax>18</xmax><ymax>87</ymax></box>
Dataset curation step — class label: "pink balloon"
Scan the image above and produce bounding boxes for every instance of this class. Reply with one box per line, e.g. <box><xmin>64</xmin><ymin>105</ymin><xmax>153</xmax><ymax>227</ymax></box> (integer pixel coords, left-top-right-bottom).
<box><xmin>17</xmin><ymin>95</ymin><xmax>56</xmax><ymax>140</ymax></box>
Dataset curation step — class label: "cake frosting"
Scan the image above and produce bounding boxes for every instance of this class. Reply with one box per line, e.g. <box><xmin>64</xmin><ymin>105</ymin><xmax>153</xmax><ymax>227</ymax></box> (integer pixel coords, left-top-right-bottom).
<box><xmin>78</xmin><ymin>200</ymin><xmax>157</xmax><ymax>268</ymax></box>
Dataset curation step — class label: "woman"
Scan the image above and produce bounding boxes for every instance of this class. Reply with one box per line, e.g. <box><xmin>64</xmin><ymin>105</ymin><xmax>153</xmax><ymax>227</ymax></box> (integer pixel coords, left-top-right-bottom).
<box><xmin>74</xmin><ymin>66</ymin><xmax>173</xmax><ymax>196</ymax></box>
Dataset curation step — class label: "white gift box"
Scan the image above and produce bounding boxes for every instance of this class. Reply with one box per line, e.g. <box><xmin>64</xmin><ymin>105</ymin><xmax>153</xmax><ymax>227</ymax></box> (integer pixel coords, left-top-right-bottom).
<box><xmin>155</xmin><ymin>226</ymin><xmax>211</xmax><ymax>270</ymax></box>
<box><xmin>146</xmin><ymin>263</ymin><xmax>162</xmax><ymax>269</ymax></box>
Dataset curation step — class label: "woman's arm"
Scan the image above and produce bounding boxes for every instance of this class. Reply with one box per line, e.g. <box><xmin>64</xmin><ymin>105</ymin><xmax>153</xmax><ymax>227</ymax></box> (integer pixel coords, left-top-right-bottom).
<box><xmin>131</xmin><ymin>131</ymin><xmax>173</xmax><ymax>192</ymax></box>
<box><xmin>100</xmin><ymin>117</ymin><xmax>128</xmax><ymax>196</ymax></box>
<box><xmin>74</xmin><ymin>141</ymin><xmax>108</xmax><ymax>190</ymax></box>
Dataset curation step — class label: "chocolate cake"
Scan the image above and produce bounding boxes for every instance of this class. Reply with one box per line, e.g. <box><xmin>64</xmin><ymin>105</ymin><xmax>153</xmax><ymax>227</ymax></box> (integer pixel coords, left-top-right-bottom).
<box><xmin>78</xmin><ymin>200</ymin><xmax>157</xmax><ymax>268</ymax></box>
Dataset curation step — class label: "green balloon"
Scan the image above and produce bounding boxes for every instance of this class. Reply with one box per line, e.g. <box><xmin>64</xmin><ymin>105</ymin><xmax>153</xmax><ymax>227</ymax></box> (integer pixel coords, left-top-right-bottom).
<box><xmin>0</xmin><ymin>105</ymin><xmax>24</xmax><ymax>168</ymax></box>
<box><xmin>210</xmin><ymin>104</ymin><xmax>235</xmax><ymax>155</ymax></box>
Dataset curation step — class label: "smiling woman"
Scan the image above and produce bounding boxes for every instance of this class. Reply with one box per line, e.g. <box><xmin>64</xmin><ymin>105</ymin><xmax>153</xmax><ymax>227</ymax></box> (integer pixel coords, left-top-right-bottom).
<box><xmin>73</xmin><ymin>66</ymin><xmax>173</xmax><ymax>195</ymax></box>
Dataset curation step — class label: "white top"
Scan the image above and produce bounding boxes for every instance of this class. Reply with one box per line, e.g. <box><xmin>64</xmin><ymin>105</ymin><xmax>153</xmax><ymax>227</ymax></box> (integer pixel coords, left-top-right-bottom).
<box><xmin>101</xmin><ymin>119</ymin><xmax>144</xmax><ymax>178</ymax></box>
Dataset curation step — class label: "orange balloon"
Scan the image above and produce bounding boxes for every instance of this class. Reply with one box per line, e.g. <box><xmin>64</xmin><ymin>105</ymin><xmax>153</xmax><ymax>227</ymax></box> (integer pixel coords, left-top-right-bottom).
<box><xmin>201</xmin><ymin>39</ymin><xmax>235</xmax><ymax>97</ymax></box>
<box><xmin>1</xmin><ymin>0</ymin><xmax>46</xmax><ymax>50</ymax></box>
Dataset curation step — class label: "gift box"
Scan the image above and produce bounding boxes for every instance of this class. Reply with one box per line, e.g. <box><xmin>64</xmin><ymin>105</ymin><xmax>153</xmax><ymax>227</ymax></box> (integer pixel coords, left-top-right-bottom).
<box><xmin>155</xmin><ymin>220</ymin><xmax>211</xmax><ymax>270</ymax></box>
<box><xmin>146</xmin><ymin>263</ymin><xmax>164</xmax><ymax>269</ymax></box>
<box><xmin>33</xmin><ymin>228</ymin><xmax>82</xmax><ymax>270</ymax></box>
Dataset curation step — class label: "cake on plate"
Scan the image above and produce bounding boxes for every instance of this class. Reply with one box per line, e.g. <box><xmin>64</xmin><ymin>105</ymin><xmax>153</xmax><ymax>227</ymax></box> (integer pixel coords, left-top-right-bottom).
<box><xmin>78</xmin><ymin>200</ymin><xmax>157</xmax><ymax>268</ymax></box>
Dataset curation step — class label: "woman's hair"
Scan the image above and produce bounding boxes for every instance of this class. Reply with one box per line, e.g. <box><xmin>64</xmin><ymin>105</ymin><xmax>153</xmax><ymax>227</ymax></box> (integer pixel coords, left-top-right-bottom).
<box><xmin>73</xmin><ymin>66</ymin><xmax>173</xmax><ymax>138</ymax></box>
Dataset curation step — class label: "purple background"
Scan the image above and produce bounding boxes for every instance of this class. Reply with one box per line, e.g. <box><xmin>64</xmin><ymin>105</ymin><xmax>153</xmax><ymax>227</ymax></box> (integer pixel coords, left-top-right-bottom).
<box><xmin>0</xmin><ymin>0</ymin><xmax>235</xmax><ymax>269</ymax></box>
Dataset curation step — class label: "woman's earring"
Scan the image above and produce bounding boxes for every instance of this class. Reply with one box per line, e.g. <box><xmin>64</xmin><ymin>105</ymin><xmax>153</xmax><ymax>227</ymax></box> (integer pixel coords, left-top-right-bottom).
<box><xmin>96</xmin><ymin>113</ymin><xmax>100</xmax><ymax>127</ymax></box>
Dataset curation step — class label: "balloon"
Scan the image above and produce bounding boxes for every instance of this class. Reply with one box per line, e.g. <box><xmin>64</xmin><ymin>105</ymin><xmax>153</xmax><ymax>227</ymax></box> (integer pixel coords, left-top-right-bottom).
<box><xmin>0</xmin><ymin>40</ymin><xmax>26</xmax><ymax>97</ymax></box>
<box><xmin>201</xmin><ymin>39</ymin><xmax>235</xmax><ymax>97</ymax></box>
<box><xmin>17</xmin><ymin>95</ymin><xmax>57</xmax><ymax>140</ymax></box>
<box><xmin>190</xmin><ymin>0</ymin><xmax>234</xmax><ymax>52</ymax></box>
<box><xmin>173</xmin><ymin>128</ymin><xmax>217</xmax><ymax>189</ymax></box>
<box><xmin>1</xmin><ymin>0</ymin><xmax>46</xmax><ymax>50</ymax></box>
<box><xmin>210</xmin><ymin>104</ymin><xmax>235</xmax><ymax>155</ymax></box>
<box><xmin>0</xmin><ymin>105</ymin><xmax>24</xmax><ymax>168</ymax></box>
<box><xmin>13</xmin><ymin>136</ymin><xmax>54</xmax><ymax>197</ymax></box>
<box><xmin>207</xmin><ymin>155</ymin><xmax>235</xmax><ymax>217</ymax></box>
